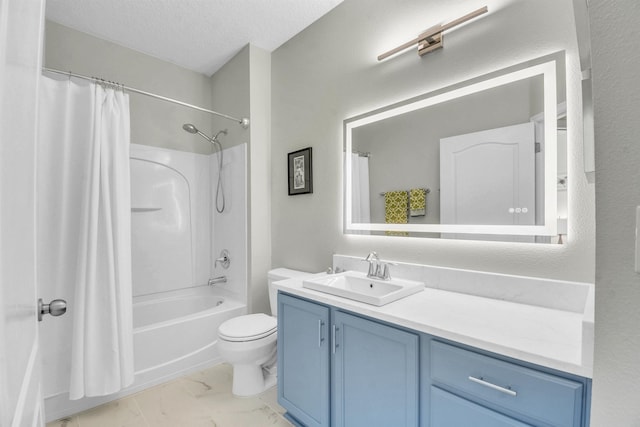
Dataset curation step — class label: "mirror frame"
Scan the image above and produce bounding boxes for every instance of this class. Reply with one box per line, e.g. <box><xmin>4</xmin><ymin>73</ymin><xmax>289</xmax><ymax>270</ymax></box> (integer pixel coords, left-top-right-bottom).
<box><xmin>344</xmin><ymin>52</ymin><xmax>564</xmax><ymax>237</ymax></box>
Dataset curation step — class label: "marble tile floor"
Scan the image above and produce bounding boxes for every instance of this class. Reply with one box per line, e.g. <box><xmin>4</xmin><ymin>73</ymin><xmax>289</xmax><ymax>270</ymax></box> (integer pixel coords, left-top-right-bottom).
<box><xmin>46</xmin><ymin>363</ymin><xmax>293</xmax><ymax>427</ymax></box>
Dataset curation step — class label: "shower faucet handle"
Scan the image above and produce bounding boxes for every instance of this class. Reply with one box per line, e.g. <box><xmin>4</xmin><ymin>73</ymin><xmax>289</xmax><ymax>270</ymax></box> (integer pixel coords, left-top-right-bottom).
<box><xmin>215</xmin><ymin>249</ymin><xmax>231</xmax><ymax>269</ymax></box>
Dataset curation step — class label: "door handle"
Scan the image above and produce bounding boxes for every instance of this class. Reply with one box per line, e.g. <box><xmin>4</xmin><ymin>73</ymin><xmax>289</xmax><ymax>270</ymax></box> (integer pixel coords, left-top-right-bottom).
<box><xmin>38</xmin><ymin>298</ymin><xmax>67</xmax><ymax>321</ymax></box>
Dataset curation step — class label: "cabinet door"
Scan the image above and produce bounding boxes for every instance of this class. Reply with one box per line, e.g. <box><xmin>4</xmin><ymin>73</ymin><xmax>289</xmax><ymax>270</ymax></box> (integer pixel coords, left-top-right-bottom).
<box><xmin>431</xmin><ymin>387</ymin><xmax>532</xmax><ymax>427</ymax></box>
<box><xmin>332</xmin><ymin>311</ymin><xmax>419</xmax><ymax>427</ymax></box>
<box><xmin>278</xmin><ymin>293</ymin><xmax>330</xmax><ymax>427</ymax></box>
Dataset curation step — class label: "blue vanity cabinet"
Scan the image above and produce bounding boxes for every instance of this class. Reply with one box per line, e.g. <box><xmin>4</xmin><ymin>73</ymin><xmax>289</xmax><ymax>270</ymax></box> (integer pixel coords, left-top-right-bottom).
<box><xmin>277</xmin><ymin>293</ymin><xmax>330</xmax><ymax>427</ymax></box>
<box><xmin>278</xmin><ymin>293</ymin><xmax>419</xmax><ymax>427</ymax></box>
<box><xmin>278</xmin><ymin>292</ymin><xmax>591</xmax><ymax>427</ymax></box>
<box><xmin>332</xmin><ymin>310</ymin><xmax>419</xmax><ymax>427</ymax></box>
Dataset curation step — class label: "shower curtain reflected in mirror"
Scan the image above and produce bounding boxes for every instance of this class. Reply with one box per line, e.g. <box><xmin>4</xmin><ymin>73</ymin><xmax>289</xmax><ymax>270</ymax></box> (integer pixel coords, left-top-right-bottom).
<box><xmin>37</xmin><ymin>75</ymin><xmax>134</xmax><ymax>399</ymax></box>
<box><xmin>349</xmin><ymin>153</ymin><xmax>371</xmax><ymax>234</ymax></box>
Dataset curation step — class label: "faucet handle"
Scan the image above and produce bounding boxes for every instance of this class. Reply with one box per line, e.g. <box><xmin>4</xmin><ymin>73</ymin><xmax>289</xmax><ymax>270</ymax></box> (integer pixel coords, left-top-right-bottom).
<box><xmin>215</xmin><ymin>249</ymin><xmax>231</xmax><ymax>269</ymax></box>
<box><xmin>363</xmin><ymin>251</ymin><xmax>379</xmax><ymax>262</ymax></box>
<box><xmin>362</xmin><ymin>252</ymin><xmax>380</xmax><ymax>277</ymax></box>
<box><xmin>379</xmin><ymin>261</ymin><xmax>397</xmax><ymax>280</ymax></box>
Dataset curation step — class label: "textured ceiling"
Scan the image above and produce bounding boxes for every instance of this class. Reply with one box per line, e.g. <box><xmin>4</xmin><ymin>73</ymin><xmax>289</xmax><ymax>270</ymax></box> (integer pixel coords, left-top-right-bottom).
<box><xmin>45</xmin><ymin>0</ymin><xmax>343</xmax><ymax>76</ymax></box>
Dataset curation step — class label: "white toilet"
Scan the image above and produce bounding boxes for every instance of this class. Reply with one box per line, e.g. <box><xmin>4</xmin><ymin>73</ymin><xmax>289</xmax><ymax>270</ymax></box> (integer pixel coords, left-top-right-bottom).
<box><xmin>217</xmin><ymin>268</ymin><xmax>312</xmax><ymax>397</ymax></box>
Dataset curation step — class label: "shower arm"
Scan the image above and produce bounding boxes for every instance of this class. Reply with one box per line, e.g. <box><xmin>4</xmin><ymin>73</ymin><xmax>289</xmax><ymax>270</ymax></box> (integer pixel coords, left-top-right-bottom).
<box><xmin>192</xmin><ymin>128</ymin><xmax>226</xmax><ymax>151</ymax></box>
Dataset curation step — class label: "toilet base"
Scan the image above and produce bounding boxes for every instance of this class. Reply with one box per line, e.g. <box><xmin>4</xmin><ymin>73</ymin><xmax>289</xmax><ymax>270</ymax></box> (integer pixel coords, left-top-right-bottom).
<box><xmin>231</xmin><ymin>364</ymin><xmax>277</xmax><ymax>397</ymax></box>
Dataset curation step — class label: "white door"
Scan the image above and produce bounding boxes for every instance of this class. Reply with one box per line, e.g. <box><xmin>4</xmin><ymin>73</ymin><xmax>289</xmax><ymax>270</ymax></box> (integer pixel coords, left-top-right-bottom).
<box><xmin>0</xmin><ymin>0</ymin><xmax>47</xmax><ymax>425</ymax></box>
<box><xmin>440</xmin><ymin>122</ymin><xmax>535</xmax><ymax>241</ymax></box>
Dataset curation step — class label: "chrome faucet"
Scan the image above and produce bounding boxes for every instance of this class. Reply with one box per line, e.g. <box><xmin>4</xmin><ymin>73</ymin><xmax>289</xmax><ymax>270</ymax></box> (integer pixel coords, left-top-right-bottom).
<box><xmin>362</xmin><ymin>252</ymin><xmax>396</xmax><ymax>280</ymax></box>
<box><xmin>208</xmin><ymin>276</ymin><xmax>227</xmax><ymax>286</ymax></box>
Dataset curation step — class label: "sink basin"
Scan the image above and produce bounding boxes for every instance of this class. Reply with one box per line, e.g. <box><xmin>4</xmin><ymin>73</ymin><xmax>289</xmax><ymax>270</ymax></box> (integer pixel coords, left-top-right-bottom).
<box><xmin>302</xmin><ymin>271</ymin><xmax>424</xmax><ymax>306</ymax></box>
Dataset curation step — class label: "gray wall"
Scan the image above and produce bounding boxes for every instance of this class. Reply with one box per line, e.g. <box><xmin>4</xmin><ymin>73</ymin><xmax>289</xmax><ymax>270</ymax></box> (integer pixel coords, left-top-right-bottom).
<box><xmin>590</xmin><ymin>0</ymin><xmax>640</xmax><ymax>424</ymax></box>
<box><xmin>247</xmin><ymin>46</ymin><xmax>273</xmax><ymax>314</ymax></box>
<box><xmin>210</xmin><ymin>45</ymin><xmax>250</xmax><ymax>150</ymax></box>
<box><xmin>44</xmin><ymin>21</ymin><xmax>214</xmax><ymax>155</ymax></box>
<box><xmin>271</xmin><ymin>0</ymin><xmax>595</xmax><ymax>283</ymax></box>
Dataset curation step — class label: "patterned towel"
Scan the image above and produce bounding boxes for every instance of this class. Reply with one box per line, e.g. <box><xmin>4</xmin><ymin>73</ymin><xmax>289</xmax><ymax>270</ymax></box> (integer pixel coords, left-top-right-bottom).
<box><xmin>384</xmin><ymin>191</ymin><xmax>408</xmax><ymax>236</ymax></box>
<box><xmin>409</xmin><ymin>188</ymin><xmax>426</xmax><ymax>217</ymax></box>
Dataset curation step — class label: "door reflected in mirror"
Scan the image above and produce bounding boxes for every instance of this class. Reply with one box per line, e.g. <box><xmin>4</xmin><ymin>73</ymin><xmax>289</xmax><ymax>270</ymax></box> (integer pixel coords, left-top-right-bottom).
<box><xmin>344</xmin><ymin>52</ymin><xmax>566</xmax><ymax>241</ymax></box>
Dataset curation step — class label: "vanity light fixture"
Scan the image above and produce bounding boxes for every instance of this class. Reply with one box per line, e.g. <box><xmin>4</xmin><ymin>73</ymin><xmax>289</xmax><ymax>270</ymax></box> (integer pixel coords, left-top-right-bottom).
<box><xmin>377</xmin><ymin>6</ymin><xmax>488</xmax><ymax>61</ymax></box>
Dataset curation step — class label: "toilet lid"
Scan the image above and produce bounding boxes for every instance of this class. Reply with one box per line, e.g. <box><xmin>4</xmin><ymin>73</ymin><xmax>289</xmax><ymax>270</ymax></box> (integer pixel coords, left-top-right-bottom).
<box><xmin>218</xmin><ymin>313</ymin><xmax>277</xmax><ymax>342</ymax></box>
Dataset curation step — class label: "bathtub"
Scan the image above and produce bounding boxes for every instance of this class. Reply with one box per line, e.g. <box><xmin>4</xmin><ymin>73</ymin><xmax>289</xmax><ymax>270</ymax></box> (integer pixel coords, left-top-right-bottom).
<box><xmin>44</xmin><ymin>285</ymin><xmax>246</xmax><ymax>422</ymax></box>
<box><xmin>132</xmin><ymin>285</ymin><xmax>246</xmax><ymax>381</ymax></box>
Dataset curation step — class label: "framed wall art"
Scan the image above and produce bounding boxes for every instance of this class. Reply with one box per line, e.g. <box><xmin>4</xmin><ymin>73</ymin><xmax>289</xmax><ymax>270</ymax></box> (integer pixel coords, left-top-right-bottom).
<box><xmin>288</xmin><ymin>147</ymin><xmax>313</xmax><ymax>195</ymax></box>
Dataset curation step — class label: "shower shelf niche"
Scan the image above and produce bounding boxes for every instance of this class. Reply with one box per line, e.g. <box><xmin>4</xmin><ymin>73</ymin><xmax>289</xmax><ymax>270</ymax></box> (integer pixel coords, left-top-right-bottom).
<box><xmin>131</xmin><ymin>207</ymin><xmax>163</xmax><ymax>213</ymax></box>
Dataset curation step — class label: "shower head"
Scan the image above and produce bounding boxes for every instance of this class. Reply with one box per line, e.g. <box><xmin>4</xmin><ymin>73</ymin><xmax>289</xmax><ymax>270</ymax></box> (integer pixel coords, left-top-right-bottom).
<box><xmin>182</xmin><ymin>123</ymin><xmax>199</xmax><ymax>134</ymax></box>
<box><xmin>182</xmin><ymin>123</ymin><xmax>227</xmax><ymax>213</ymax></box>
<box><xmin>182</xmin><ymin>123</ymin><xmax>216</xmax><ymax>145</ymax></box>
<box><xmin>182</xmin><ymin>124</ymin><xmax>227</xmax><ymax>146</ymax></box>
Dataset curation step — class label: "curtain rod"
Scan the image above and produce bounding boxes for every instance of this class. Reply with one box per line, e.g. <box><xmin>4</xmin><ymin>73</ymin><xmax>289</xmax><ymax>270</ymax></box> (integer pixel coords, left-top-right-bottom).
<box><xmin>42</xmin><ymin>67</ymin><xmax>250</xmax><ymax>129</ymax></box>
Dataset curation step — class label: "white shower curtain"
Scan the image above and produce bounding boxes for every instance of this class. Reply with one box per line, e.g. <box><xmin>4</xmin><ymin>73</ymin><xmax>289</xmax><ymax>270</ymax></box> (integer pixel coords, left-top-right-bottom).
<box><xmin>350</xmin><ymin>153</ymin><xmax>371</xmax><ymax>231</ymax></box>
<box><xmin>38</xmin><ymin>75</ymin><xmax>134</xmax><ymax>399</ymax></box>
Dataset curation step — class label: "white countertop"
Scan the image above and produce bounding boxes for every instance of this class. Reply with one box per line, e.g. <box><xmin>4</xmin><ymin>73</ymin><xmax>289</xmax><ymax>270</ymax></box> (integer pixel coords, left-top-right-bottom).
<box><xmin>274</xmin><ymin>270</ymin><xmax>593</xmax><ymax>378</ymax></box>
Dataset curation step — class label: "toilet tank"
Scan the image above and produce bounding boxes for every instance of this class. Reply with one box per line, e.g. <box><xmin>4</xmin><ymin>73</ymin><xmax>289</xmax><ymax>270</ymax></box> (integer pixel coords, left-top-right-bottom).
<box><xmin>268</xmin><ymin>268</ymin><xmax>313</xmax><ymax>316</ymax></box>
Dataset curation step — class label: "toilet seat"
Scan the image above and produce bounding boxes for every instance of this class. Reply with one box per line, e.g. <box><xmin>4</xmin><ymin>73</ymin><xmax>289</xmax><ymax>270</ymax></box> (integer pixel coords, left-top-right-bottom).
<box><xmin>218</xmin><ymin>313</ymin><xmax>277</xmax><ymax>342</ymax></box>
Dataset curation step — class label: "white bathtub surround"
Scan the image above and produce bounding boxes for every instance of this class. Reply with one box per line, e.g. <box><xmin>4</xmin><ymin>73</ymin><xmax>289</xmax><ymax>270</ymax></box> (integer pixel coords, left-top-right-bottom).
<box><xmin>38</xmin><ymin>76</ymin><xmax>134</xmax><ymax>400</ymax></box>
<box><xmin>129</xmin><ymin>142</ymin><xmax>248</xmax><ymax>298</ymax></box>
<box><xmin>129</xmin><ymin>141</ymin><xmax>247</xmax><ymax>300</ymax></box>
<box><xmin>211</xmin><ymin>143</ymin><xmax>249</xmax><ymax>302</ymax></box>
<box><xmin>130</xmin><ymin>144</ymin><xmax>212</xmax><ymax>296</ymax></box>
<box><xmin>273</xmin><ymin>254</ymin><xmax>594</xmax><ymax>378</ymax></box>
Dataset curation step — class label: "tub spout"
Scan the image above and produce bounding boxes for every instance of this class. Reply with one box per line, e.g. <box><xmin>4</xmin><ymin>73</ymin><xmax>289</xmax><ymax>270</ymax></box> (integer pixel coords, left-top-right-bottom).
<box><xmin>208</xmin><ymin>276</ymin><xmax>227</xmax><ymax>286</ymax></box>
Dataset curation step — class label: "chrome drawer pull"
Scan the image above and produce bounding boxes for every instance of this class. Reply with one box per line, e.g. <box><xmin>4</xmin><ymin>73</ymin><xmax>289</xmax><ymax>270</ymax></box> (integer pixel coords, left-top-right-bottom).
<box><xmin>468</xmin><ymin>376</ymin><xmax>517</xmax><ymax>397</ymax></box>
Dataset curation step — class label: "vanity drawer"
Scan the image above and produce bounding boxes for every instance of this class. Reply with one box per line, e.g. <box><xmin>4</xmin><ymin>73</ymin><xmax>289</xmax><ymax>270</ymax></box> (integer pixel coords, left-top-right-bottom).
<box><xmin>431</xmin><ymin>386</ymin><xmax>531</xmax><ymax>427</ymax></box>
<box><xmin>430</xmin><ymin>341</ymin><xmax>583</xmax><ymax>426</ymax></box>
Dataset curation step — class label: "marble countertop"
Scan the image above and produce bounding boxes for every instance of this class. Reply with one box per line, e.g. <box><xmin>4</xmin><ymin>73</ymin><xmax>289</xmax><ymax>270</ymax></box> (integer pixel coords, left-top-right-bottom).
<box><xmin>274</xmin><ymin>266</ymin><xmax>593</xmax><ymax>378</ymax></box>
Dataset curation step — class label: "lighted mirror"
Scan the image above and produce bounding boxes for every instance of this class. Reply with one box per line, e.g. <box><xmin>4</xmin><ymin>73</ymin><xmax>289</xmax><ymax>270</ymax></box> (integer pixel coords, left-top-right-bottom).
<box><xmin>344</xmin><ymin>52</ymin><xmax>566</xmax><ymax>241</ymax></box>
